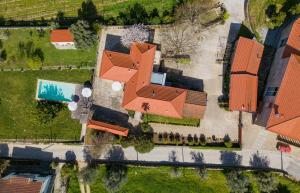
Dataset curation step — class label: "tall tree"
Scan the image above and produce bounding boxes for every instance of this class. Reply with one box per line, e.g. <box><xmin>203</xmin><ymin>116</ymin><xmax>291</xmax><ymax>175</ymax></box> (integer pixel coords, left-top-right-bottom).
<box><xmin>70</xmin><ymin>20</ymin><xmax>98</xmax><ymax>49</ymax></box>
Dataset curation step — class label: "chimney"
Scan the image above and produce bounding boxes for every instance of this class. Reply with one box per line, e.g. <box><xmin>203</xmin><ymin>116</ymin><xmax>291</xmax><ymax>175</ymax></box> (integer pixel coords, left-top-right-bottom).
<box><xmin>152</xmin><ymin>90</ymin><xmax>156</xmax><ymax>97</ymax></box>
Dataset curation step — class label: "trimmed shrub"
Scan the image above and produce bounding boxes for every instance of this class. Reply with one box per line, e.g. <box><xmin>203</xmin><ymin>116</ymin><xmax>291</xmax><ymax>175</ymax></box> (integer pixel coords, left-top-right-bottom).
<box><xmin>200</xmin><ymin>134</ymin><xmax>206</xmax><ymax>146</ymax></box>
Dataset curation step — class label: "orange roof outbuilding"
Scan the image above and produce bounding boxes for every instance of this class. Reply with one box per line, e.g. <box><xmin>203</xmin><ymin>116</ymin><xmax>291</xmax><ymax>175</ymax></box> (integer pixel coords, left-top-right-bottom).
<box><xmin>229</xmin><ymin>74</ymin><xmax>258</xmax><ymax>112</ymax></box>
<box><xmin>231</xmin><ymin>37</ymin><xmax>264</xmax><ymax>75</ymax></box>
<box><xmin>50</xmin><ymin>29</ymin><xmax>74</xmax><ymax>42</ymax></box>
<box><xmin>229</xmin><ymin>37</ymin><xmax>264</xmax><ymax>112</ymax></box>
<box><xmin>87</xmin><ymin>120</ymin><xmax>129</xmax><ymax>136</ymax></box>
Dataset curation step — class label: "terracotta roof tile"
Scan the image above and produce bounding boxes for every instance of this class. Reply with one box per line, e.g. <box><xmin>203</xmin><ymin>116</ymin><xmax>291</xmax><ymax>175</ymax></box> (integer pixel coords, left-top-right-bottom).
<box><xmin>50</xmin><ymin>29</ymin><xmax>74</xmax><ymax>42</ymax></box>
<box><xmin>185</xmin><ymin>90</ymin><xmax>207</xmax><ymax>106</ymax></box>
<box><xmin>266</xmin><ymin>55</ymin><xmax>300</xmax><ymax>141</ymax></box>
<box><xmin>87</xmin><ymin>120</ymin><xmax>129</xmax><ymax>136</ymax></box>
<box><xmin>282</xmin><ymin>18</ymin><xmax>300</xmax><ymax>58</ymax></box>
<box><xmin>231</xmin><ymin>37</ymin><xmax>264</xmax><ymax>75</ymax></box>
<box><xmin>99</xmin><ymin>42</ymin><xmax>206</xmax><ymax>119</ymax></box>
<box><xmin>229</xmin><ymin>74</ymin><xmax>258</xmax><ymax>112</ymax></box>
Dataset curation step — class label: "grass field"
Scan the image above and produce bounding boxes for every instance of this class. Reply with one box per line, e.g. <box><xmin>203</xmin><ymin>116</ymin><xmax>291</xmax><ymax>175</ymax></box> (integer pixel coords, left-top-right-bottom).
<box><xmin>144</xmin><ymin>114</ymin><xmax>200</xmax><ymax>126</ymax></box>
<box><xmin>89</xmin><ymin>166</ymin><xmax>300</xmax><ymax>193</ymax></box>
<box><xmin>0</xmin><ymin>70</ymin><xmax>92</xmax><ymax>139</ymax></box>
<box><xmin>248</xmin><ymin>0</ymin><xmax>270</xmax><ymax>35</ymax></box>
<box><xmin>90</xmin><ymin>166</ymin><xmax>230</xmax><ymax>193</ymax></box>
<box><xmin>0</xmin><ymin>0</ymin><xmax>176</xmax><ymax>20</ymax></box>
<box><xmin>0</xmin><ymin>28</ymin><xmax>97</xmax><ymax>68</ymax></box>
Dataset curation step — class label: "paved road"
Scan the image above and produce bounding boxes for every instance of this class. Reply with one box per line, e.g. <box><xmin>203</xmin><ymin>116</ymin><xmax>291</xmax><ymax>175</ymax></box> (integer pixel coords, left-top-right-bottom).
<box><xmin>1</xmin><ymin>143</ymin><xmax>300</xmax><ymax>180</ymax></box>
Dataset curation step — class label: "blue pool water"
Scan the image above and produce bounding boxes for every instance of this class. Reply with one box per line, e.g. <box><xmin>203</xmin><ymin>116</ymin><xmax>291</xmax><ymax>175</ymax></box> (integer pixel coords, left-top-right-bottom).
<box><xmin>37</xmin><ymin>79</ymin><xmax>76</xmax><ymax>102</ymax></box>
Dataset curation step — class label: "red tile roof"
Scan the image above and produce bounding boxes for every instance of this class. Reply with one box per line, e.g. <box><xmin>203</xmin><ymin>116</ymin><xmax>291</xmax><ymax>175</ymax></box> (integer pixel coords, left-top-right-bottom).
<box><xmin>229</xmin><ymin>74</ymin><xmax>258</xmax><ymax>112</ymax></box>
<box><xmin>267</xmin><ymin>55</ymin><xmax>300</xmax><ymax>141</ymax></box>
<box><xmin>123</xmin><ymin>84</ymin><xmax>187</xmax><ymax>118</ymax></box>
<box><xmin>231</xmin><ymin>37</ymin><xmax>264</xmax><ymax>75</ymax></box>
<box><xmin>282</xmin><ymin>18</ymin><xmax>300</xmax><ymax>58</ymax></box>
<box><xmin>87</xmin><ymin>120</ymin><xmax>129</xmax><ymax>136</ymax></box>
<box><xmin>229</xmin><ymin>37</ymin><xmax>263</xmax><ymax>112</ymax></box>
<box><xmin>0</xmin><ymin>176</ymin><xmax>42</xmax><ymax>193</ymax></box>
<box><xmin>50</xmin><ymin>29</ymin><xmax>74</xmax><ymax>42</ymax></box>
<box><xmin>99</xmin><ymin>42</ymin><xmax>207</xmax><ymax>119</ymax></box>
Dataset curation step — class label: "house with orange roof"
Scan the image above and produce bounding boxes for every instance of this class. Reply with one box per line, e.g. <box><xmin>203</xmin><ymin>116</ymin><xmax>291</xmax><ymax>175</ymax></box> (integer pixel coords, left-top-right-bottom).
<box><xmin>50</xmin><ymin>29</ymin><xmax>75</xmax><ymax>49</ymax></box>
<box><xmin>88</xmin><ymin>41</ymin><xmax>207</xmax><ymax>135</ymax></box>
<box><xmin>229</xmin><ymin>37</ymin><xmax>264</xmax><ymax>112</ymax></box>
<box><xmin>255</xmin><ymin>18</ymin><xmax>300</xmax><ymax>144</ymax></box>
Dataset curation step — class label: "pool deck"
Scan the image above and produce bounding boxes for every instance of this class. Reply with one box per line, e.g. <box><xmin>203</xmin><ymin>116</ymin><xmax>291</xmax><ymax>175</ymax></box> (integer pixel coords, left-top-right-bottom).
<box><xmin>70</xmin><ymin>84</ymin><xmax>90</xmax><ymax>124</ymax></box>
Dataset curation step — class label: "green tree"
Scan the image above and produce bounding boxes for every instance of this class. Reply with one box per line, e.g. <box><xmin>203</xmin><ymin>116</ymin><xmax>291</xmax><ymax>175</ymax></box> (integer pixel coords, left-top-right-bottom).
<box><xmin>70</xmin><ymin>20</ymin><xmax>98</xmax><ymax>49</ymax></box>
<box><xmin>27</xmin><ymin>56</ymin><xmax>42</xmax><ymax>69</ymax></box>
<box><xmin>254</xmin><ymin>171</ymin><xmax>278</xmax><ymax>193</ymax></box>
<box><xmin>134</xmin><ymin>134</ymin><xmax>154</xmax><ymax>153</ymax></box>
<box><xmin>79</xmin><ymin>166</ymin><xmax>98</xmax><ymax>185</ymax></box>
<box><xmin>103</xmin><ymin>164</ymin><xmax>127</xmax><ymax>192</ymax></box>
<box><xmin>226</xmin><ymin>170</ymin><xmax>250</xmax><ymax>193</ymax></box>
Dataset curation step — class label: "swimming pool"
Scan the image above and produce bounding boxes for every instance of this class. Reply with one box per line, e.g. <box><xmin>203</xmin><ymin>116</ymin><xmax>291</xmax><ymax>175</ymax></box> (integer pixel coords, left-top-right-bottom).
<box><xmin>36</xmin><ymin>79</ymin><xmax>76</xmax><ymax>102</ymax></box>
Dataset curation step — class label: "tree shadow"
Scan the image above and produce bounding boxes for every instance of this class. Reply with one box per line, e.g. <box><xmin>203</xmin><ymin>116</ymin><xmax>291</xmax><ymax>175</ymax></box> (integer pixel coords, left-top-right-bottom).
<box><xmin>105</xmin><ymin>146</ymin><xmax>125</xmax><ymax>161</ymax></box>
<box><xmin>12</xmin><ymin>146</ymin><xmax>53</xmax><ymax>161</ymax></box>
<box><xmin>0</xmin><ymin>144</ymin><xmax>9</xmax><ymax>157</ymax></box>
<box><xmin>190</xmin><ymin>151</ymin><xmax>205</xmax><ymax>164</ymax></box>
<box><xmin>249</xmin><ymin>151</ymin><xmax>270</xmax><ymax>168</ymax></box>
<box><xmin>219</xmin><ymin>151</ymin><xmax>242</xmax><ymax>166</ymax></box>
<box><xmin>65</xmin><ymin>150</ymin><xmax>76</xmax><ymax>163</ymax></box>
<box><xmin>168</xmin><ymin>150</ymin><xmax>178</xmax><ymax>162</ymax></box>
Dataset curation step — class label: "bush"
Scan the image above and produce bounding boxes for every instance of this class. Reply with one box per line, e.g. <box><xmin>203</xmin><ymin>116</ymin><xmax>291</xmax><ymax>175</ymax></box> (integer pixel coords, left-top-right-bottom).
<box><xmin>103</xmin><ymin>164</ymin><xmax>127</xmax><ymax>192</ymax></box>
<box><xmin>224</xmin><ymin>141</ymin><xmax>233</xmax><ymax>148</ymax></box>
<box><xmin>27</xmin><ymin>56</ymin><xmax>42</xmax><ymax>69</ymax></box>
<box><xmin>175</xmin><ymin>57</ymin><xmax>191</xmax><ymax>65</ymax></box>
<box><xmin>175</xmin><ymin>133</ymin><xmax>181</xmax><ymax>145</ymax></box>
<box><xmin>199</xmin><ymin>134</ymin><xmax>206</xmax><ymax>146</ymax></box>
<box><xmin>134</xmin><ymin>134</ymin><xmax>154</xmax><ymax>154</ymax></box>
<box><xmin>79</xmin><ymin>166</ymin><xmax>99</xmax><ymax>185</ymax></box>
<box><xmin>141</xmin><ymin>122</ymin><xmax>151</xmax><ymax>133</ymax></box>
<box><xmin>187</xmin><ymin>134</ymin><xmax>194</xmax><ymax>146</ymax></box>
<box><xmin>163</xmin><ymin>132</ymin><xmax>169</xmax><ymax>144</ymax></box>
<box><xmin>169</xmin><ymin>132</ymin><xmax>175</xmax><ymax>144</ymax></box>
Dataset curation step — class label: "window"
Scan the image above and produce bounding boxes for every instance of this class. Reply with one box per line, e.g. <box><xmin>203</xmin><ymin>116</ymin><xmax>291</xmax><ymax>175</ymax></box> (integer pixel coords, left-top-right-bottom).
<box><xmin>279</xmin><ymin>38</ymin><xmax>288</xmax><ymax>48</ymax></box>
<box><xmin>265</xmin><ymin>87</ymin><xmax>278</xmax><ymax>96</ymax></box>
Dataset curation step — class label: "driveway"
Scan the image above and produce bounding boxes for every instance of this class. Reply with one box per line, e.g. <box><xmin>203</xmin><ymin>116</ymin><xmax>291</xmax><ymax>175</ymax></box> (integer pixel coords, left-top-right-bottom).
<box><xmin>151</xmin><ymin>0</ymin><xmax>246</xmax><ymax>141</ymax></box>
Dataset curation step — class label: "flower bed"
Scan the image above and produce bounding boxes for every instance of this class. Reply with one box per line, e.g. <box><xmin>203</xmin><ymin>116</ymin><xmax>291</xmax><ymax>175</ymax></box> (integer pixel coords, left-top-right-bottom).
<box><xmin>153</xmin><ymin>132</ymin><xmax>240</xmax><ymax>149</ymax></box>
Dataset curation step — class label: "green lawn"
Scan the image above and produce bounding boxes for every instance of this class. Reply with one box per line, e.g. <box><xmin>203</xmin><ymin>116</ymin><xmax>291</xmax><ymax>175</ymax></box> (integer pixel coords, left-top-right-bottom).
<box><xmin>248</xmin><ymin>0</ymin><xmax>270</xmax><ymax>36</ymax></box>
<box><xmin>90</xmin><ymin>166</ymin><xmax>230</xmax><ymax>193</ymax></box>
<box><xmin>0</xmin><ymin>28</ymin><xmax>97</xmax><ymax>68</ymax></box>
<box><xmin>145</xmin><ymin>114</ymin><xmax>200</xmax><ymax>127</ymax></box>
<box><xmin>0</xmin><ymin>70</ymin><xmax>92</xmax><ymax>139</ymax></box>
<box><xmin>0</xmin><ymin>0</ymin><xmax>176</xmax><ymax>20</ymax></box>
<box><xmin>89</xmin><ymin>166</ymin><xmax>300</xmax><ymax>193</ymax></box>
